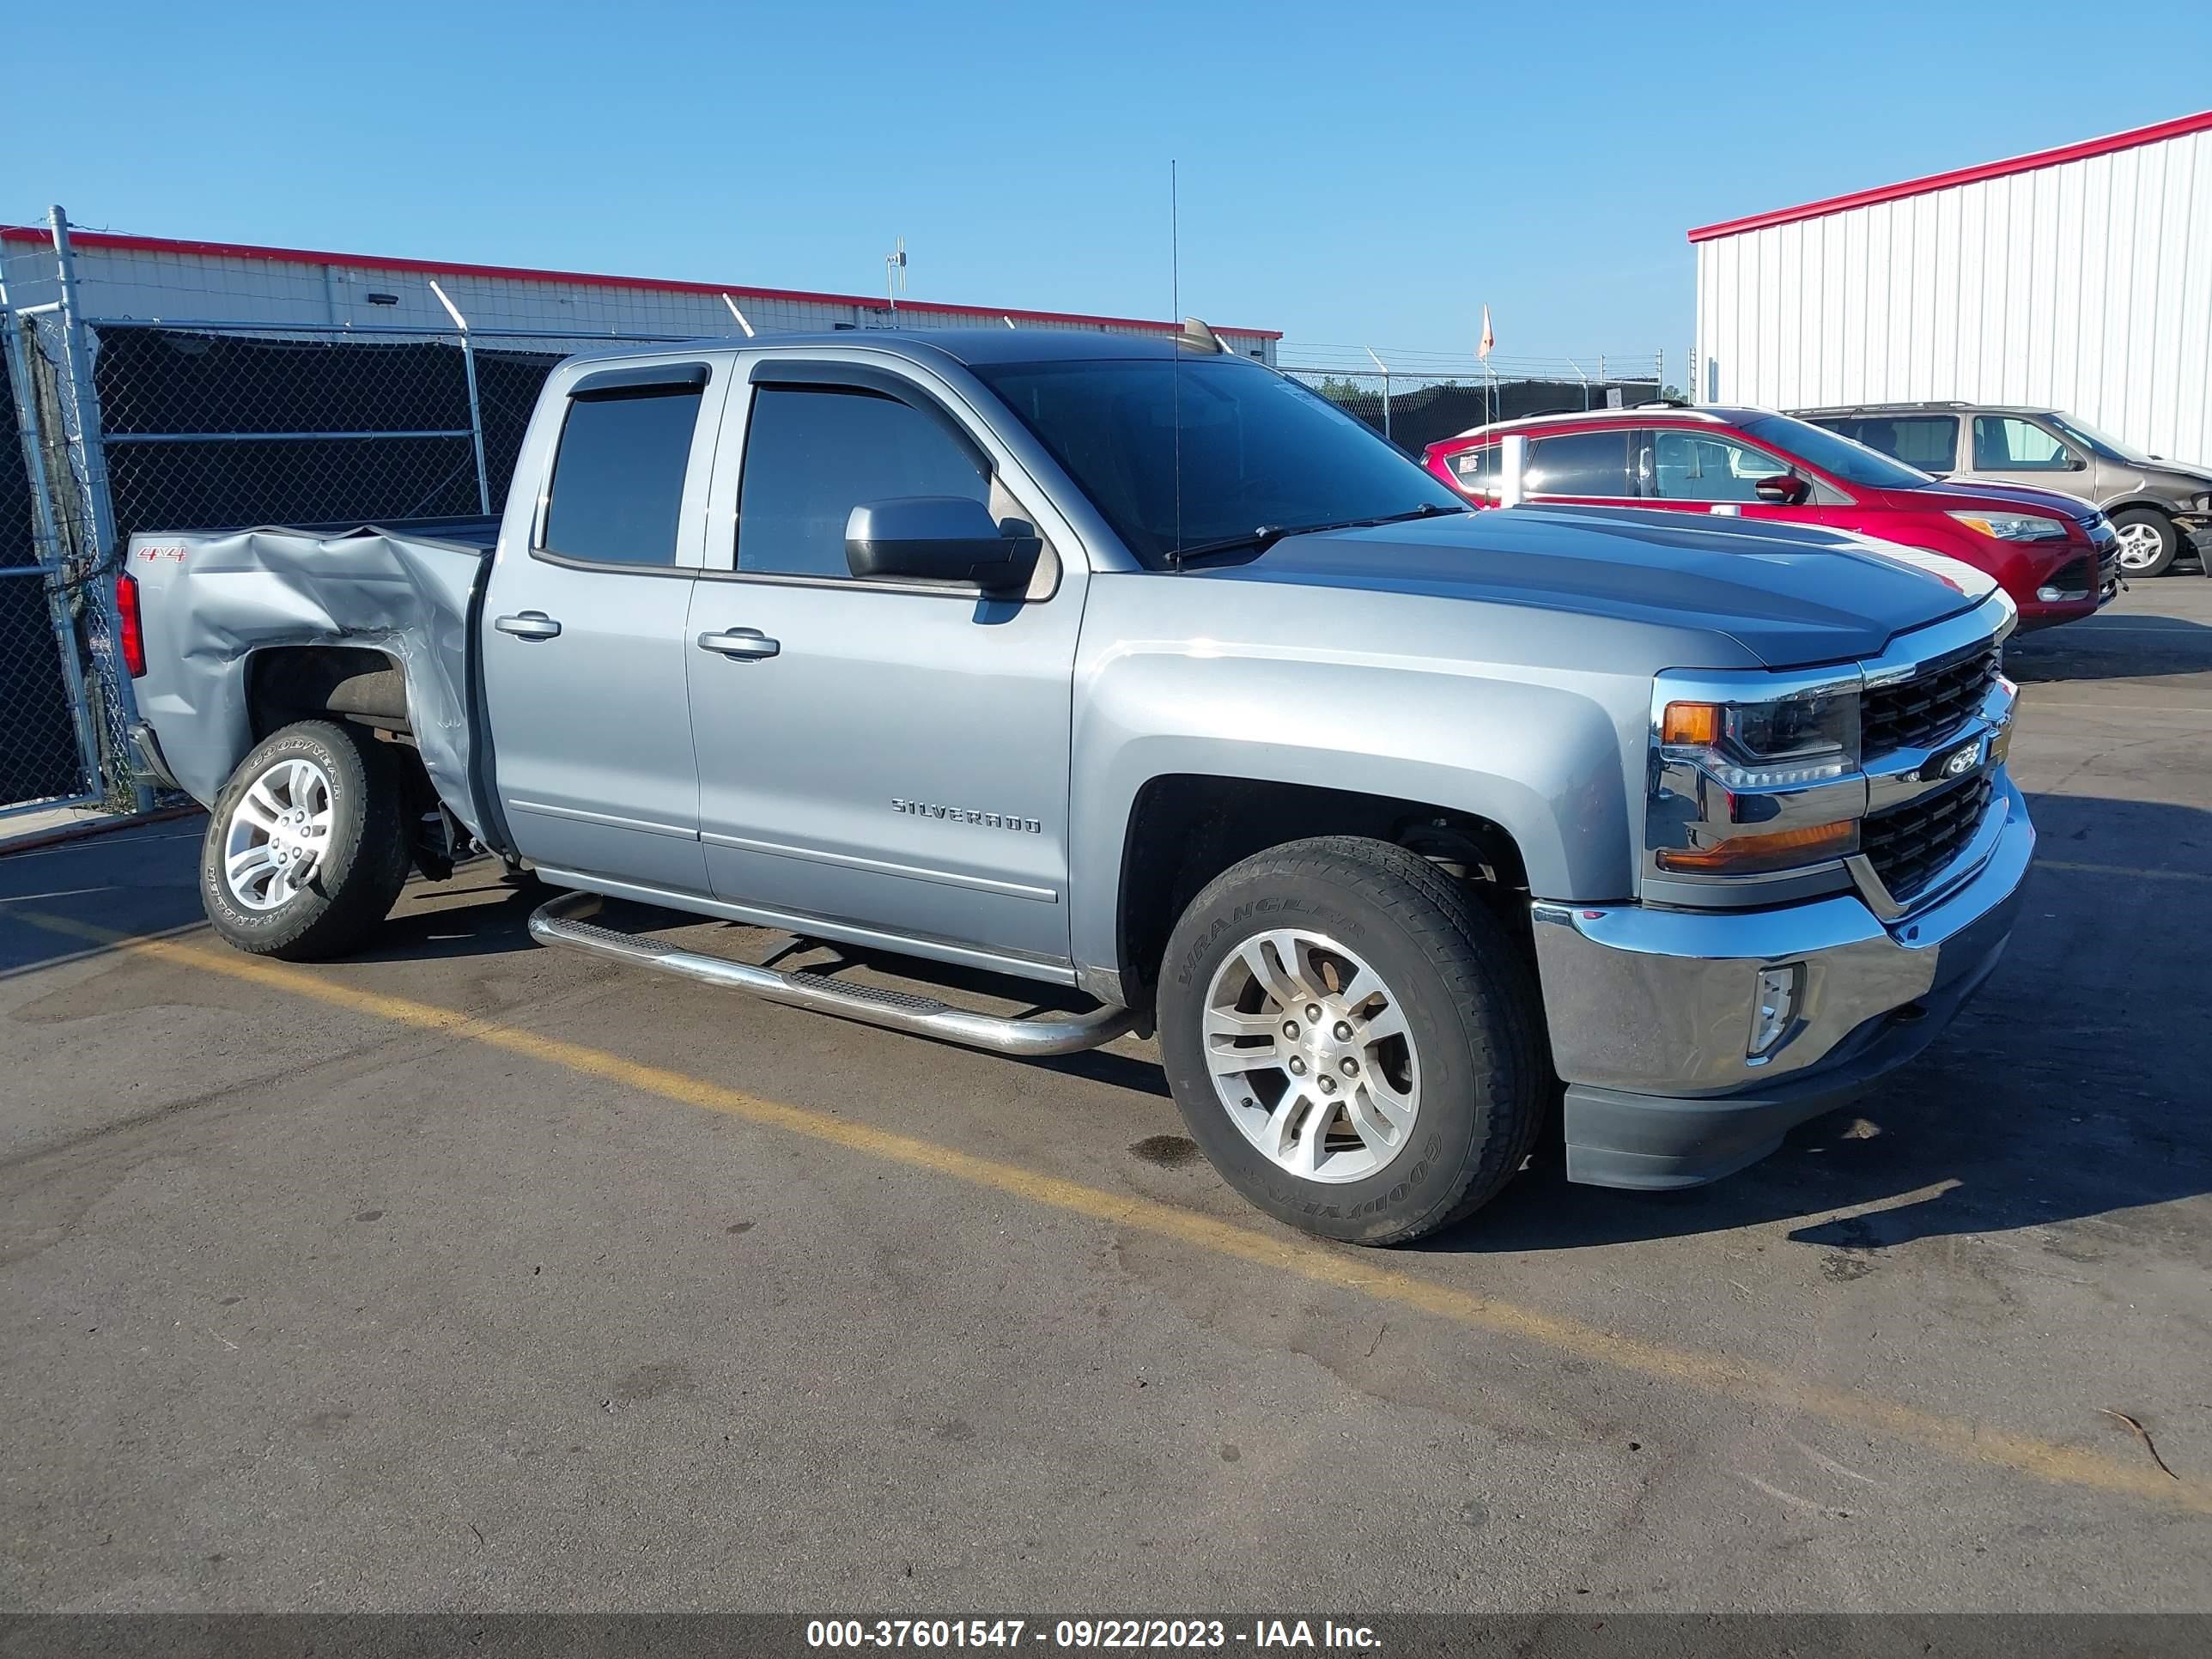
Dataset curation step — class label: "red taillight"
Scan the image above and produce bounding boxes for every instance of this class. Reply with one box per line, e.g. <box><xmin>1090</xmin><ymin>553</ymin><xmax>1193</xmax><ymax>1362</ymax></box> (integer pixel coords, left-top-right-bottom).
<box><xmin>116</xmin><ymin>572</ymin><xmax>146</xmax><ymax>678</ymax></box>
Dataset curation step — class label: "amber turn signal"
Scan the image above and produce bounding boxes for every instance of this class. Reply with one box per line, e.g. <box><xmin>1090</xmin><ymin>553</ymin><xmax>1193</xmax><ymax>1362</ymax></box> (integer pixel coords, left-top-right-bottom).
<box><xmin>1656</xmin><ymin>818</ymin><xmax>1859</xmax><ymax>875</ymax></box>
<box><xmin>1662</xmin><ymin>701</ymin><xmax>1721</xmax><ymax>746</ymax></box>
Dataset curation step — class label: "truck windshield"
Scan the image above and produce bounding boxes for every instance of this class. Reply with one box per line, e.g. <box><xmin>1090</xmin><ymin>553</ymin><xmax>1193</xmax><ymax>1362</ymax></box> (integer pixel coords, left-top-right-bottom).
<box><xmin>974</xmin><ymin>356</ymin><xmax>1465</xmax><ymax>566</ymax></box>
<box><xmin>1735</xmin><ymin>413</ymin><xmax>1936</xmax><ymax>489</ymax></box>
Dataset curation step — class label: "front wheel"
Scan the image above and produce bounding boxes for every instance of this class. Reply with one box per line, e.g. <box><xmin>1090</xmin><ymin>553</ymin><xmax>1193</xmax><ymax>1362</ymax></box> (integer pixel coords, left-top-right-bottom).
<box><xmin>1157</xmin><ymin>836</ymin><xmax>1549</xmax><ymax>1244</ymax></box>
<box><xmin>199</xmin><ymin>720</ymin><xmax>412</xmax><ymax>960</ymax></box>
<box><xmin>2111</xmin><ymin>507</ymin><xmax>2178</xmax><ymax>577</ymax></box>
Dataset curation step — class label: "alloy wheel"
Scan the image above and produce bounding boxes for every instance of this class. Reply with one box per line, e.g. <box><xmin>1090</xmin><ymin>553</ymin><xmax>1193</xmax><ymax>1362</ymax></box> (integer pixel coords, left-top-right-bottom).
<box><xmin>1200</xmin><ymin>928</ymin><xmax>1421</xmax><ymax>1183</ymax></box>
<box><xmin>222</xmin><ymin>757</ymin><xmax>335</xmax><ymax>910</ymax></box>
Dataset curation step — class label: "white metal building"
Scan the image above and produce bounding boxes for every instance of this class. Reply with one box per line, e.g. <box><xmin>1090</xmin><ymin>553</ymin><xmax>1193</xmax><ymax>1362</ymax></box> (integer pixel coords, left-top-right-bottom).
<box><xmin>0</xmin><ymin>225</ymin><xmax>1279</xmax><ymax>360</ymax></box>
<box><xmin>1691</xmin><ymin>110</ymin><xmax>2212</xmax><ymax>464</ymax></box>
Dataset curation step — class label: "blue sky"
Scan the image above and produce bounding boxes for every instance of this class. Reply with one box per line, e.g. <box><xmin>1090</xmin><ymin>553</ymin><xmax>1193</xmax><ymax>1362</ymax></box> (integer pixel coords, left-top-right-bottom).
<box><xmin>8</xmin><ymin>0</ymin><xmax>2210</xmax><ymax>384</ymax></box>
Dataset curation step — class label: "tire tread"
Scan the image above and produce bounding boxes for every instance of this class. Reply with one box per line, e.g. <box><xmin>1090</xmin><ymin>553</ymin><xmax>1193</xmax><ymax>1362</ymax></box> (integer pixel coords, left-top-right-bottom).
<box><xmin>1164</xmin><ymin>835</ymin><xmax>1550</xmax><ymax>1243</ymax></box>
<box><xmin>200</xmin><ymin>720</ymin><xmax>412</xmax><ymax>961</ymax></box>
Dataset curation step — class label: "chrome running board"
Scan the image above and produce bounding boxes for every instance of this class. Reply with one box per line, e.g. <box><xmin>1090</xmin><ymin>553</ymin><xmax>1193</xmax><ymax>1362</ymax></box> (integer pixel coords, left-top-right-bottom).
<box><xmin>528</xmin><ymin>890</ymin><xmax>1135</xmax><ymax>1057</ymax></box>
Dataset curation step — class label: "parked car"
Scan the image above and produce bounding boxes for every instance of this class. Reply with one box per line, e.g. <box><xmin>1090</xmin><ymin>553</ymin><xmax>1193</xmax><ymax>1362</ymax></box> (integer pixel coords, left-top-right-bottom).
<box><xmin>1795</xmin><ymin>402</ymin><xmax>2212</xmax><ymax>578</ymax></box>
<box><xmin>120</xmin><ymin>331</ymin><xmax>2032</xmax><ymax>1245</ymax></box>
<box><xmin>1424</xmin><ymin>405</ymin><xmax>2119</xmax><ymax>630</ymax></box>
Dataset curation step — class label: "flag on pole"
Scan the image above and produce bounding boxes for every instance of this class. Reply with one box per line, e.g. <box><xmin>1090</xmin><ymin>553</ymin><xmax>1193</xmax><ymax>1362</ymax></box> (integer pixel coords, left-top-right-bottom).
<box><xmin>1477</xmin><ymin>304</ymin><xmax>1494</xmax><ymax>362</ymax></box>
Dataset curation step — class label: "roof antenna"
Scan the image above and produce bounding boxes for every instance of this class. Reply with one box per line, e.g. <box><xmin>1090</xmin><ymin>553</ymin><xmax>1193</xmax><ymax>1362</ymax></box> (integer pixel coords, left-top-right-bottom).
<box><xmin>1170</xmin><ymin>159</ymin><xmax>1182</xmax><ymax>569</ymax></box>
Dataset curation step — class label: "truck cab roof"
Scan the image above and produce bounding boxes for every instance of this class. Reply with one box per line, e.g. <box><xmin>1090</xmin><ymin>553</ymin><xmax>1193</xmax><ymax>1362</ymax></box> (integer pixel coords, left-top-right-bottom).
<box><xmin>563</xmin><ymin>327</ymin><xmax>1267</xmax><ymax>371</ymax></box>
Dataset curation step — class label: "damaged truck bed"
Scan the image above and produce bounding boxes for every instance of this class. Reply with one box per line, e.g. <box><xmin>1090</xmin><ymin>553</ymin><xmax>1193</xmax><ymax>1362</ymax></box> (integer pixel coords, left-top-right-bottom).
<box><xmin>125</xmin><ymin>515</ymin><xmax>502</xmax><ymax>847</ymax></box>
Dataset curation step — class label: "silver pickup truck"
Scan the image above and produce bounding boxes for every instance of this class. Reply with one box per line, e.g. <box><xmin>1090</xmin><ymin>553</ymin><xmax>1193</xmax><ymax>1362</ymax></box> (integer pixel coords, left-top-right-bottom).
<box><xmin>122</xmin><ymin>327</ymin><xmax>2034</xmax><ymax>1243</ymax></box>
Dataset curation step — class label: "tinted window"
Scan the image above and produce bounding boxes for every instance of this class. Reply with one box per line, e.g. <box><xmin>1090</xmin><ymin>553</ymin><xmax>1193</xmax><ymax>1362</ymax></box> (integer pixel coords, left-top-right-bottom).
<box><xmin>1826</xmin><ymin>415</ymin><xmax>1956</xmax><ymax>472</ymax></box>
<box><xmin>541</xmin><ymin>385</ymin><xmax>703</xmax><ymax>566</ymax></box>
<box><xmin>1523</xmin><ymin>429</ymin><xmax>1635</xmax><ymax>497</ymax></box>
<box><xmin>1735</xmin><ymin>414</ymin><xmax>1931</xmax><ymax>489</ymax></box>
<box><xmin>1650</xmin><ymin>430</ymin><xmax>1790</xmax><ymax>501</ymax></box>
<box><xmin>738</xmin><ymin>386</ymin><xmax>989</xmax><ymax>578</ymax></box>
<box><xmin>1447</xmin><ymin>444</ymin><xmax>1500</xmax><ymax>501</ymax></box>
<box><xmin>973</xmin><ymin>357</ymin><xmax>1462</xmax><ymax>567</ymax></box>
<box><xmin>1973</xmin><ymin>416</ymin><xmax>2077</xmax><ymax>471</ymax></box>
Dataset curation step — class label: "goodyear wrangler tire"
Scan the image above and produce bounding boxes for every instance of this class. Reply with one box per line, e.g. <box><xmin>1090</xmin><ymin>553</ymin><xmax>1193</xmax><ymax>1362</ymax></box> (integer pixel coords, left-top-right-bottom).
<box><xmin>199</xmin><ymin>720</ymin><xmax>412</xmax><ymax>962</ymax></box>
<box><xmin>1158</xmin><ymin>836</ymin><xmax>1550</xmax><ymax>1244</ymax></box>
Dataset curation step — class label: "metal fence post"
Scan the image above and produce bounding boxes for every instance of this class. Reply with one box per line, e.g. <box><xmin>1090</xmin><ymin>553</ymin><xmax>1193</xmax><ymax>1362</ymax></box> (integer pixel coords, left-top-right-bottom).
<box><xmin>1364</xmin><ymin>347</ymin><xmax>1391</xmax><ymax>442</ymax></box>
<box><xmin>430</xmin><ymin>281</ymin><xmax>492</xmax><ymax>515</ymax></box>
<box><xmin>48</xmin><ymin>205</ymin><xmax>151</xmax><ymax>811</ymax></box>
<box><xmin>1</xmin><ymin>283</ymin><xmax>103</xmax><ymax>810</ymax></box>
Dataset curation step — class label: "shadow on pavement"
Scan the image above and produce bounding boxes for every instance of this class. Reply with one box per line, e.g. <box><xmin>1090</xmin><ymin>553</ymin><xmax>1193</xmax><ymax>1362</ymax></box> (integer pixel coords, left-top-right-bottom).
<box><xmin>0</xmin><ymin>821</ymin><xmax>208</xmax><ymax>981</ymax></box>
<box><xmin>2006</xmin><ymin>608</ymin><xmax>2212</xmax><ymax>684</ymax></box>
<box><xmin>9</xmin><ymin>795</ymin><xmax>2208</xmax><ymax>1260</ymax></box>
<box><xmin>1425</xmin><ymin>793</ymin><xmax>2212</xmax><ymax>1255</ymax></box>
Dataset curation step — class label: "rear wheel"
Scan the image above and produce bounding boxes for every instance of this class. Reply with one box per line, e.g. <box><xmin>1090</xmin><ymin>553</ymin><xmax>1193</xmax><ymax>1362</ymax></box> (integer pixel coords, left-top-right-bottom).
<box><xmin>2112</xmin><ymin>507</ymin><xmax>2178</xmax><ymax>577</ymax></box>
<box><xmin>1157</xmin><ymin>836</ymin><xmax>1548</xmax><ymax>1244</ymax></box>
<box><xmin>199</xmin><ymin>720</ymin><xmax>411</xmax><ymax>960</ymax></box>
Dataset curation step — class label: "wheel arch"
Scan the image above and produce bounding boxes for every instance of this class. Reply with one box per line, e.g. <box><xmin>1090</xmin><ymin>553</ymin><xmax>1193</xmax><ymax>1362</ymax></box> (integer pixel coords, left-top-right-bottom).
<box><xmin>244</xmin><ymin>643</ymin><xmax>413</xmax><ymax>741</ymax></box>
<box><xmin>237</xmin><ymin>641</ymin><xmax>501</xmax><ymax>859</ymax></box>
<box><xmin>1095</xmin><ymin>771</ymin><xmax>1543</xmax><ymax>1016</ymax></box>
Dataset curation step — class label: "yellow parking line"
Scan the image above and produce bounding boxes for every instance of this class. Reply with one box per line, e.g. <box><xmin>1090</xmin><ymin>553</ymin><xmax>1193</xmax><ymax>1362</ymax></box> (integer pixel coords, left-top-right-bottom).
<box><xmin>10</xmin><ymin>904</ymin><xmax>2209</xmax><ymax>1517</ymax></box>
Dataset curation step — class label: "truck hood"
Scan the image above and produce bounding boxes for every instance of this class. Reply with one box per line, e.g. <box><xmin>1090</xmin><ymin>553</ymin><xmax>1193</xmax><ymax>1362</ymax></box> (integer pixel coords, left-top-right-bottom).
<box><xmin>1190</xmin><ymin>506</ymin><xmax>1992</xmax><ymax>667</ymax></box>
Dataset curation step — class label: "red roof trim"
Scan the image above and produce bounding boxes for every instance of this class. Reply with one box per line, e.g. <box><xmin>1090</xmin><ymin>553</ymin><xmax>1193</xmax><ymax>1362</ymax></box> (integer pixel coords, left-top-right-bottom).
<box><xmin>1686</xmin><ymin>107</ymin><xmax>2212</xmax><ymax>243</ymax></box>
<box><xmin>0</xmin><ymin>226</ymin><xmax>1283</xmax><ymax>339</ymax></box>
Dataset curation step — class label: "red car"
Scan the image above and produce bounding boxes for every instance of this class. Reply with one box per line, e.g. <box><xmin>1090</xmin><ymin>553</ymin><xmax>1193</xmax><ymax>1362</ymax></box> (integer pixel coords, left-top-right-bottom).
<box><xmin>1423</xmin><ymin>406</ymin><xmax>2120</xmax><ymax>630</ymax></box>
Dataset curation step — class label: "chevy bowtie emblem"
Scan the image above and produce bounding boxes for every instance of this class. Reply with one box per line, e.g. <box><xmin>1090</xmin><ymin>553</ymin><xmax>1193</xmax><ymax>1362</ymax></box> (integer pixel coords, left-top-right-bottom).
<box><xmin>1928</xmin><ymin>737</ymin><xmax>1983</xmax><ymax>781</ymax></box>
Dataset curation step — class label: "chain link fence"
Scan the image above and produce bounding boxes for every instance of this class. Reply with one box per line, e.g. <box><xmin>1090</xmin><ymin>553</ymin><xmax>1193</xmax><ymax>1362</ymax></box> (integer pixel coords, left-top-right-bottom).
<box><xmin>0</xmin><ymin>285</ymin><xmax>704</xmax><ymax>816</ymax></box>
<box><xmin>1280</xmin><ymin>348</ymin><xmax>1673</xmax><ymax>459</ymax></box>
<box><xmin>3</xmin><ymin>302</ymin><xmax>107</xmax><ymax>817</ymax></box>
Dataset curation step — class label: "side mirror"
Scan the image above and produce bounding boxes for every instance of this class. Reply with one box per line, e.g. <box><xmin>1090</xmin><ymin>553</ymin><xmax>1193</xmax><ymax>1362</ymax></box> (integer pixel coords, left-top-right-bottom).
<box><xmin>845</xmin><ymin>497</ymin><xmax>1042</xmax><ymax>592</ymax></box>
<box><xmin>1753</xmin><ymin>473</ymin><xmax>1810</xmax><ymax>506</ymax></box>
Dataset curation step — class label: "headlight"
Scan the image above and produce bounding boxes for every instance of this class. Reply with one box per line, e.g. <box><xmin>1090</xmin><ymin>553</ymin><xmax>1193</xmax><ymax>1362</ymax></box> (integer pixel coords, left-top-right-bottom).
<box><xmin>1947</xmin><ymin>510</ymin><xmax>2067</xmax><ymax>542</ymax></box>
<box><xmin>1660</xmin><ymin>687</ymin><xmax>1860</xmax><ymax>789</ymax></box>
<box><xmin>1650</xmin><ymin>672</ymin><xmax>1869</xmax><ymax>882</ymax></box>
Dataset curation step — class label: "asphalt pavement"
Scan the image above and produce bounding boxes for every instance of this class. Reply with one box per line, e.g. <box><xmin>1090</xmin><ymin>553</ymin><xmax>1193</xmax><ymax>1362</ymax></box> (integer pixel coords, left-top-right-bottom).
<box><xmin>3</xmin><ymin>577</ymin><xmax>2209</xmax><ymax>1615</ymax></box>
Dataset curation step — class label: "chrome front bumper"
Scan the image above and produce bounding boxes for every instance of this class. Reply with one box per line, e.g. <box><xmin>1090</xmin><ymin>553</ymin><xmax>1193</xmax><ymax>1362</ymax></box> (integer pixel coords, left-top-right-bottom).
<box><xmin>1530</xmin><ymin>774</ymin><xmax>2034</xmax><ymax>1188</ymax></box>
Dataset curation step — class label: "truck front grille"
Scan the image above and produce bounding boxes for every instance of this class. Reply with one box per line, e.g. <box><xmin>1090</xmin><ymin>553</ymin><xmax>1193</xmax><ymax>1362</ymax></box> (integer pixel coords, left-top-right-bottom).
<box><xmin>1863</xmin><ymin>648</ymin><xmax>1999</xmax><ymax>753</ymax></box>
<box><xmin>1863</xmin><ymin>774</ymin><xmax>1991</xmax><ymax>902</ymax></box>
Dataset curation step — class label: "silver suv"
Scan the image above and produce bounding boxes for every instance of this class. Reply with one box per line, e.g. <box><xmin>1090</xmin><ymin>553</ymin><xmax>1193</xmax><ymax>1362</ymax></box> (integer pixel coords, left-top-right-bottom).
<box><xmin>1797</xmin><ymin>402</ymin><xmax>2212</xmax><ymax>577</ymax></box>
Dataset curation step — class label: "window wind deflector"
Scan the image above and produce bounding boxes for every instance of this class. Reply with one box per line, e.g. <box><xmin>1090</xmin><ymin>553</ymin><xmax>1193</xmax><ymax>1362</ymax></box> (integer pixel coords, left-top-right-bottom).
<box><xmin>571</xmin><ymin>362</ymin><xmax>713</xmax><ymax>398</ymax></box>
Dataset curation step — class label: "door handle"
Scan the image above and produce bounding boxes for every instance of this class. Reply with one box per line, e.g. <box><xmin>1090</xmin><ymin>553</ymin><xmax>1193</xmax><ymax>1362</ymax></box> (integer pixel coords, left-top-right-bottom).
<box><xmin>697</xmin><ymin>628</ymin><xmax>781</xmax><ymax>660</ymax></box>
<box><xmin>494</xmin><ymin>611</ymin><xmax>563</xmax><ymax>641</ymax></box>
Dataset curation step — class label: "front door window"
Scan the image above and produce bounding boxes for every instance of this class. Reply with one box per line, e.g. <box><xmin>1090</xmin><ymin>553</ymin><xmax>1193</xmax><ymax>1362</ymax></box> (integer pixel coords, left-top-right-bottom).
<box><xmin>1649</xmin><ymin>431</ymin><xmax>1791</xmax><ymax>502</ymax></box>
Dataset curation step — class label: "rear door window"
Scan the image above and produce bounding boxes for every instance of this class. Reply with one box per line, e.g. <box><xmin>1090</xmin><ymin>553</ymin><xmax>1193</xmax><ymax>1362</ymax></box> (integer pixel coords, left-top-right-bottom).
<box><xmin>1972</xmin><ymin>416</ymin><xmax>2076</xmax><ymax>471</ymax></box>
<box><xmin>1522</xmin><ymin>429</ymin><xmax>1636</xmax><ymax>497</ymax></box>
<box><xmin>1649</xmin><ymin>430</ymin><xmax>1790</xmax><ymax>502</ymax></box>
<box><xmin>1446</xmin><ymin>444</ymin><xmax>1501</xmax><ymax>502</ymax></box>
<box><xmin>540</xmin><ymin>384</ymin><xmax>706</xmax><ymax>567</ymax></box>
<box><xmin>737</xmin><ymin>386</ymin><xmax>990</xmax><ymax>579</ymax></box>
<box><xmin>1827</xmin><ymin>415</ymin><xmax>1957</xmax><ymax>472</ymax></box>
